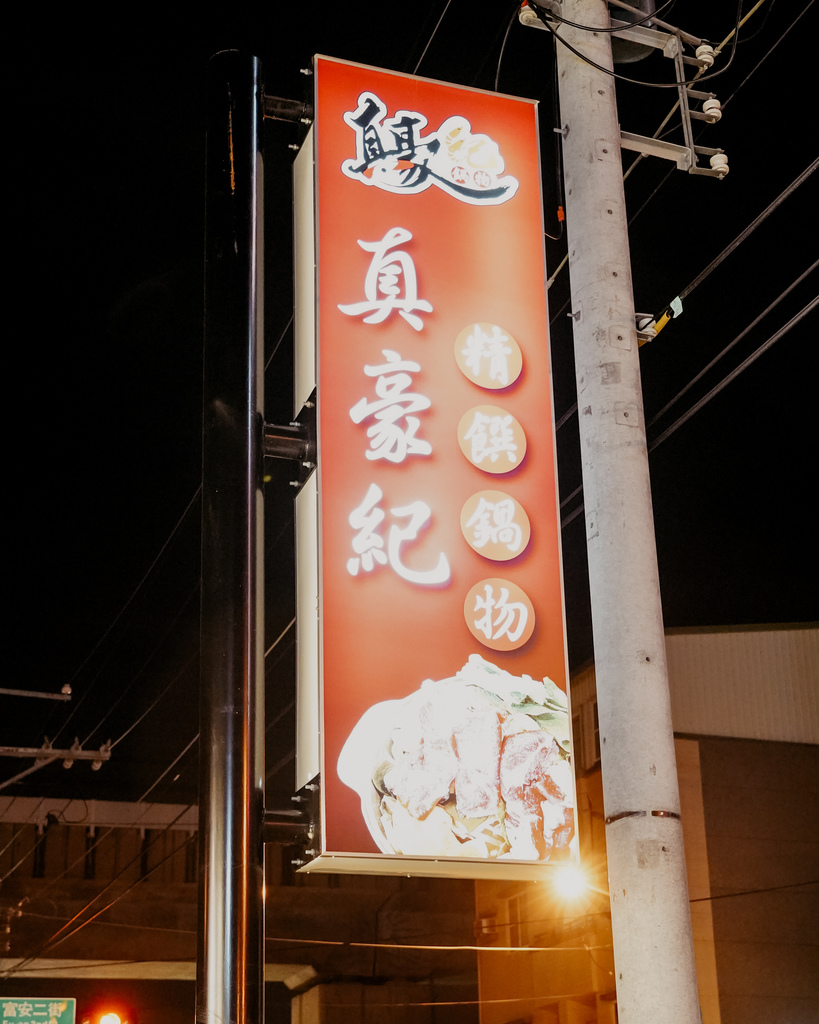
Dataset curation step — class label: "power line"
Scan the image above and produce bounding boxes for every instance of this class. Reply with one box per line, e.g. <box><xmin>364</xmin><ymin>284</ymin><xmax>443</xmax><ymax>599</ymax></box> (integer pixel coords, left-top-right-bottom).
<box><xmin>0</xmin><ymin>817</ymin><xmax>56</xmax><ymax>883</ymax></box>
<box><xmin>2</xmin><ymin>594</ymin><xmax>199</xmax><ymax>797</ymax></box>
<box><xmin>24</xmin><ymin>911</ymin><xmax>196</xmax><ymax>938</ymax></box>
<box><xmin>30</xmin><ymin>5</ymin><xmax>799</xmax><ymax>761</ymax></box>
<box><xmin>80</xmin><ymin>583</ymin><xmax>200</xmax><ymax>749</ymax></box>
<box><xmin>528</xmin><ymin>0</ymin><xmax>746</xmax><ymax>89</ymax></box>
<box><xmin>722</xmin><ymin>0</ymin><xmax>814</xmax><ymax>109</ymax></box>
<box><xmin>5</xmin><ymin>827</ymin><xmax>198</xmax><ymax>976</ymax></box>
<box><xmin>109</xmin><ymin>650</ymin><xmax>199</xmax><ymax>751</ymax></box>
<box><xmin>542</xmin><ymin>0</ymin><xmax>676</xmax><ymax>36</ymax></box>
<box><xmin>1</xmin><ymin>734</ymin><xmax>199</xmax><ymax>897</ymax></box>
<box><xmin>622</xmin><ymin>0</ymin><xmax>773</xmax><ymax>183</ymax></box>
<box><xmin>0</xmin><ymin>799</ymin><xmax>47</xmax><ymax>860</ymax></box>
<box><xmin>677</xmin><ymin>158</ymin><xmax>817</xmax><ymax>304</ymax></box>
<box><xmin>543</xmin><ymin>1</ymin><xmax>805</xmax><ymax>343</ymax></box>
<box><xmin>264</xmin><ymin>749</ymin><xmax>295</xmax><ymax>782</ymax></box>
<box><xmin>639</xmin><ymin>157</ymin><xmax>816</xmax><ymax>334</ymax></box>
<box><xmin>17</xmin><ymin>876</ymin><xmax>816</xmax><ymax>955</ymax></box>
<box><xmin>412</xmin><ymin>0</ymin><xmax>455</xmax><ymax>75</ymax></box>
<box><xmin>547</xmin><ymin>2</ymin><xmax>784</xmax><ymax>290</ymax></box>
<box><xmin>735</xmin><ymin>0</ymin><xmax>776</xmax><ymax>43</ymax></box>
<box><xmin>648</xmin><ymin>258</ymin><xmax>818</xmax><ymax>426</ymax></box>
<box><xmin>561</xmin><ymin>501</ymin><xmax>586</xmax><ymax>530</ymax></box>
<box><xmin>690</xmin><ymin>878</ymin><xmax>819</xmax><ymax>903</ymax></box>
<box><xmin>4</xmin><ymin>801</ymin><xmax>197</xmax><ymax>976</ymax></box>
<box><xmin>264</xmin><ymin>699</ymin><xmax>295</xmax><ymax>737</ymax></box>
<box><xmin>648</xmin><ymin>296</ymin><xmax>817</xmax><ymax>452</ymax></box>
<box><xmin>0</xmin><ymin>957</ymin><xmax>198</xmax><ymax>975</ymax></box>
<box><xmin>52</xmin><ymin>486</ymin><xmax>202</xmax><ymax>744</ymax></box>
<box><xmin>137</xmin><ymin>734</ymin><xmax>199</xmax><ymax>805</ymax></box>
<box><xmin>13</xmin><ymin>318</ymin><xmax>302</xmax><ymax>788</ymax></box>
<box><xmin>560</xmin><ymin>296</ymin><xmax>814</xmax><ymax>528</ymax></box>
<box><xmin>265</xmin><ymin>617</ymin><xmax>295</xmax><ymax>659</ymax></box>
<box><xmin>0</xmin><ymin>759</ymin><xmax>61</xmax><ymax>795</ymax></box>
<box><xmin>43</xmin><ymin>311</ymin><xmax>298</xmax><ymax>764</ymax></box>
<box><xmin>264</xmin><ymin>313</ymin><xmax>294</xmax><ymax>372</ymax></box>
<box><xmin>553</xmin><ymin>230</ymin><xmax>814</xmax><ymax>450</ymax></box>
<box><xmin>559</xmin><ymin>483</ymin><xmax>583</xmax><ymax>511</ymax></box>
<box><xmin>494</xmin><ymin>1</ymin><xmax>526</xmax><ymax>91</ymax></box>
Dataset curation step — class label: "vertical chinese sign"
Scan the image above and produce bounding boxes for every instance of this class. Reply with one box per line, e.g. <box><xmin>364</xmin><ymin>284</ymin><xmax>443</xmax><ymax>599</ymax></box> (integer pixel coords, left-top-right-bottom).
<box><xmin>296</xmin><ymin>56</ymin><xmax>575</xmax><ymax>879</ymax></box>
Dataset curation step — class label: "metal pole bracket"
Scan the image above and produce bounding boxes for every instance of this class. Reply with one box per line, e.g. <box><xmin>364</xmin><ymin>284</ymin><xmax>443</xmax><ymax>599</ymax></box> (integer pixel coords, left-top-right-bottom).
<box><xmin>264</xmin><ymin>388</ymin><xmax>317</xmax><ymax>493</ymax></box>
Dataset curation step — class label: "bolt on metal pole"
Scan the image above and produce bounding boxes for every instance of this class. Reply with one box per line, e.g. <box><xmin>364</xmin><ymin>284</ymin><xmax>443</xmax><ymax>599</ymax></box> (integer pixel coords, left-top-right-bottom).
<box><xmin>555</xmin><ymin>2</ymin><xmax>701</xmax><ymax>1021</ymax></box>
<box><xmin>198</xmin><ymin>50</ymin><xmax>265</xmax><ymax>1024</ymax></box>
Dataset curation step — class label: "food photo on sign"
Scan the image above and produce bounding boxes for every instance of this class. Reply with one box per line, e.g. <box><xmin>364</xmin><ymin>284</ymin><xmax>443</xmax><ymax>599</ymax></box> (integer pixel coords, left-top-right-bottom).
<box><xmin>338</xmin><ymin>654</ymin><xmax>574</xmax><ymax>862</ymax></box>
<box><xmin>298</xmin><ymin>56</ymin><xmax>577</xmax><ymax>875</ymax></box>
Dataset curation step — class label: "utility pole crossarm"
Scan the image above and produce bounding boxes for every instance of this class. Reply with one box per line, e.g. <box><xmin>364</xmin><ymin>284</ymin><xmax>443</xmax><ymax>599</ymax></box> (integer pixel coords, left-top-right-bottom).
<box><xmin>521</xmin><ymin>2</ymin><xmax>729</xmax><ymax>177</ymax></box>
<box><xmin>0</xmin><ymin>687</ymin><xmax>72</xmax><ymax>702</ymax></box>
<box><xmin>0</xmin><ymin>741</ymin><xmax>111</xmax><ymax>764</ymax></box>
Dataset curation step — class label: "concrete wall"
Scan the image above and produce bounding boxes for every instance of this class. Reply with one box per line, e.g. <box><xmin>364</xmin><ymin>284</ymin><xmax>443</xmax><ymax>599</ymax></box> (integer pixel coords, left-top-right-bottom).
<box><xmin>290</xmin><ymin>981</ymin><xmax>478</xmax><ymax>1024</ymax></box>
<box><xmin>474</xmin><ymin>738</ymin><xmax>721</xmax><ymax>1024</ymax></box>
<box><xmin>699</xmin><ymin>737</ymin><xmax>819</xmax><ymax>1024</ymax></box>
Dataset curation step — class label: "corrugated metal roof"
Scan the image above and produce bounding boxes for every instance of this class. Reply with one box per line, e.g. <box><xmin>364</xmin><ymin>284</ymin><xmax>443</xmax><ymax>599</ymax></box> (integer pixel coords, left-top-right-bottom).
<box><xmin>665</xmin><ymin>625</ymin><xmax>818</xmax><ymax>744</ymax></box>
<box><xmin>570</xmin><ymin>626</ymin><xmax>818</xmax><ymax>745</ymax></box>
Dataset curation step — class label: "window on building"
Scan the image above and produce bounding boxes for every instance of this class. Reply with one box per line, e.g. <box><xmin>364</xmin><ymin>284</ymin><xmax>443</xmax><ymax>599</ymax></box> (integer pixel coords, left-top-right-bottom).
<box><xmin>140</xmin><ymin>830</ymin><xmax>151</xmax><ymax>878</ymax></box>
<box><xmin>185</xmin><ymin>831</ymin><xmax>197</xmax><ymax>883</ymax></box>
<box><xmin>84</xmin><ymin>827</ymin><xmax>97</xmax><ymax>880</ymax></box>
<box><xmin>32</xmin><ymin>830</ymin><xmax>47</xmax><ymax>878</ymax></box>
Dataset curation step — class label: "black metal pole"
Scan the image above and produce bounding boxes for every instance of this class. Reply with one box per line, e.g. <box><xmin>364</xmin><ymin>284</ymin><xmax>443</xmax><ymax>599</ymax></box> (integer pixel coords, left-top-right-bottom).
<box><xmin>198</xmin><ymin>51</ymin><xmax>265</xmax><ymax>1024</ymax></box>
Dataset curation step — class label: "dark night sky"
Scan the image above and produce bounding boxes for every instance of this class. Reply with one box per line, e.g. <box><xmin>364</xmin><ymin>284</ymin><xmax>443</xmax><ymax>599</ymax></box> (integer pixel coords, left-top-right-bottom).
<box><xmin>6</xmin><ymin>2</ymin><xmax>817</xmax><ymax>808</ymax></box>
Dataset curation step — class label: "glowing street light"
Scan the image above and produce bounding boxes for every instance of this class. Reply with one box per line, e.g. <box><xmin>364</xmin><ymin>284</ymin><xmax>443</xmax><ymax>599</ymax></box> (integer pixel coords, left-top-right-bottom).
<box><xmin>553</xmin><ymin>863</ymin><xmax>588</xmax><ymax>899</ymax></box>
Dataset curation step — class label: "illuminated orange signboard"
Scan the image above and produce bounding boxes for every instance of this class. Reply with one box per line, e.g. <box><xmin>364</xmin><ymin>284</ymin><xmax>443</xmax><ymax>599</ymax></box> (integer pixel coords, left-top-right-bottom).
<box><xmin>296</xmin><ymin>56</ymin><xmax>574</xmax><ymax>878</ymax></box>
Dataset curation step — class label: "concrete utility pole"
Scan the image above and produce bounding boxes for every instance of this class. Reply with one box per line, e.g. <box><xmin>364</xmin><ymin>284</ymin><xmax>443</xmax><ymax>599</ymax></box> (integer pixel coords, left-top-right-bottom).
<box><xmin>555</xmin><ymin>2</ymin><xmax>701</xmax><ymax>1020</ymax></box>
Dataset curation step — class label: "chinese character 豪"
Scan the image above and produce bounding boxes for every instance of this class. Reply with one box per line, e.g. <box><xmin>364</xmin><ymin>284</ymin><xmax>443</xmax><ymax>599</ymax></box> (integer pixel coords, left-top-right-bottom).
<box><xmin>463</xmin><ymin>409</ymin><xmax>519</xmax><ymax>466</ymax></box>
<box><xmin>461</xmin><ymin>323</ymin><xmax>514</xmax><ymax>386</ymax></box>
<box><xmin>337</xmin><ymin>227</ymin><xmax>433</xmax><ymax>331</ymax></box>
<box><xmin>473</xmin><ymin>583</ymin><xmax>529</xmax><ymax>643</ymax></box>
<box><xmin>349</xmin><ymin>349</ymin><xmax>432</xmax><ymax>463</ymax></box>
<box><xmin>346</xmin><ymin>485</ymin><xmax>450</xmax><ymax>585</ymax></box>
<box><xmin>465</xmin><ymin>496</ymin><xmax>523</xmax><ymax>554</ymax></box>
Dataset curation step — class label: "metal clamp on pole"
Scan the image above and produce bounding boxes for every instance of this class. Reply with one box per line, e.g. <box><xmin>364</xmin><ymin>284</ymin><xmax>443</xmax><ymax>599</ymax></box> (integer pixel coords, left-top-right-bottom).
<box><xmin>261</xmin><ymin>809</ymin><xmax>312</xmax><ymax>846</ymax></box>
<box><xmin>263</xmin><ymin>421</ymin><xmax>314</xmax><ymax>463</ymax></box>
<box><xmin>266</xmin><ymin>391</ymin><xmax>317</xmax><ymax>493</ymax></box>
<box><xmin>263</xmin><ymin>95</ymin><xmax>313</xmax><ymax>125</ymax></box>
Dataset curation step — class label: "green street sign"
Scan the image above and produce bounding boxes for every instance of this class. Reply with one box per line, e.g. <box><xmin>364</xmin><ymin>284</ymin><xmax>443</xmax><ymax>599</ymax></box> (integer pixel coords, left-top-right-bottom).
<box><xmin>1</xmin><ymin>999</ymin><xmax>76</xmax><ymax>1024</ymax></box>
